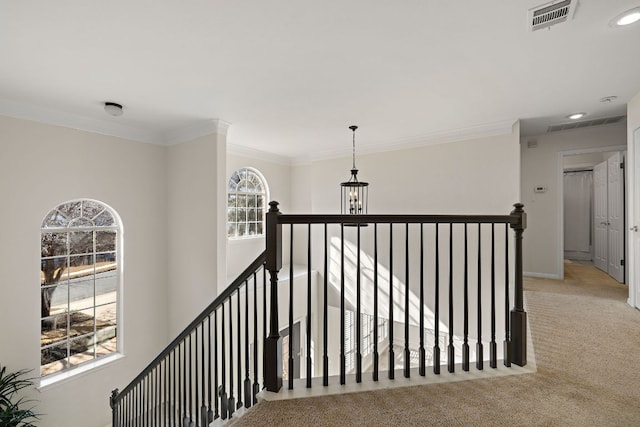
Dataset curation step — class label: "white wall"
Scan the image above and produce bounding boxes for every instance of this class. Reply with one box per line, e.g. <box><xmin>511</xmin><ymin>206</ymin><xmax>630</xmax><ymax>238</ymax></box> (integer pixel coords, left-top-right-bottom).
<box><xmin>290</xmin><ymin>163</ymin><xmax>313</xmax><ymax>213</ymax></box>
<box><xmin>294</xmin><ymin>124</ymin><xmax>521</xmax><ymax>265</ymax></box>
<box><xmin>298</xmin><ymin>125</ymin><xmax>520</xmax><ymax>216</ymax></box>
<box><xmin>520</xmin><ymin>124</ymin><xmax>627</xmax><ymax>278</ymax></box>
<box><xmin>563</xmin><ymin>152</ymin><xmax>607</xmax><ymax>169</ymax></box>
<box><xmin>289</xmin><ymin>123</ymin><xmax>521</xmax><ymax>362</ymax></box>
<box><xmin>0</xmin><ymin>115</ymin><xmax>169</xmax><ymax>427</ymax></box>
<box><xmin>226</xmin><ymin>152</ymin><xmax>292</xmax><ymax>282</ymax></box>
<box><xmin>167</xmin><ymin>132</ymin><xmax>226</xmax><ymax>335</ymax></box>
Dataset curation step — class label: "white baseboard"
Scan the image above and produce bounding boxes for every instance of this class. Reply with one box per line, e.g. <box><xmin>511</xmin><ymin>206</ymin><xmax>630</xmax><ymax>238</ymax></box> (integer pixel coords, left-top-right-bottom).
<box><xmin>524</xmin><ymin>271</ymin><xmax>561</xmax><ymax>280</ymax></box>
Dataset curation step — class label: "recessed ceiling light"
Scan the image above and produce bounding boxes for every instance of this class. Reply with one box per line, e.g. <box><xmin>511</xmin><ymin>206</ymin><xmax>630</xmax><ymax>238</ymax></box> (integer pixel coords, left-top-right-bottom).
<box><xmin>104</xmin><ymin>102</ymin><xmax>123</xmax><ymax>117</ymax></box>
<box><xmin>567</xmin><ymin>112</ymin><xmax>586</xmax><ymax>120</ymax></box>
<box><xmin>610</xmin><ymin>7</ymin><xmax>640</xmax><ymax>27</ymax></box>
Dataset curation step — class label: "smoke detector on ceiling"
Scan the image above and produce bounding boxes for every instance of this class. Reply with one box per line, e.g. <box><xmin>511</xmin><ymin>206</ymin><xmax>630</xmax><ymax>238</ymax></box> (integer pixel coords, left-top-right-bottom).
<box><xmin>104</xmin><ymin>102</ymin><xmax>123</xmax><ymax>117</ymax></box>
<box><xmin>528</xmin><ymin>0</ymin><xmax>578</xmax><ymax>31</ymax></box>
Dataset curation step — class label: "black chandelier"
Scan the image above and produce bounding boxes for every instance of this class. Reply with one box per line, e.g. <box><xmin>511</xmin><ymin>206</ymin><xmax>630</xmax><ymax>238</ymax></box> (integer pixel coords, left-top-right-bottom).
<box><xmin>340</xmin><ymin>125</ymin><xmax>369</xmax><ymax>216</ymax></box>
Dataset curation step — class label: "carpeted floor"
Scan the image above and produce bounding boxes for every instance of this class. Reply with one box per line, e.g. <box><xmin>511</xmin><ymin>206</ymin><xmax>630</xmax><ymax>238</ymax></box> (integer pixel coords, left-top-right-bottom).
<box><xmin>231</xmin><ymin>262</ymin><xmax>640</xmax><ymax>426</ymax></box>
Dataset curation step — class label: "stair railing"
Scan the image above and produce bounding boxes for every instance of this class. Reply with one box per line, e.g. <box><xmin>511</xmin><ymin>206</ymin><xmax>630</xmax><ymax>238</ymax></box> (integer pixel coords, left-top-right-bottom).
<box><xmin>110</xmin><ymin>252</ymin><xmax>268</xmax><ymax>426</ymax></box>
<box><xmin>263</xmin><ymin>201</ymin><xmax>527</xmax><ymax>392</ymax></box>
<box><xmin>111</xmin><ymin>201</ymin><xmax>527</xmax><ymax>424</ymax></box>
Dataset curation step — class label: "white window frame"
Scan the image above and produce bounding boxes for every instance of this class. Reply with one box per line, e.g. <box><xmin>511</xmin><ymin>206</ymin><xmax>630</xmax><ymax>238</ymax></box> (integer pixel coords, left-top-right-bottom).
<box><xmin>39</xmin><ymin>199</ymin><xmax>123</xmax><ymax>385</ymax></box>
<box><xmin>227</xmin><ymin>167</ymin><xmax>269</xmax><ymax>240</ymax></box>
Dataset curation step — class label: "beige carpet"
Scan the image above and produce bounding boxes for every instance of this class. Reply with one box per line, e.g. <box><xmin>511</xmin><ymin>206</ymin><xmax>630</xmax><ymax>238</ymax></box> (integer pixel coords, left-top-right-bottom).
<box><xmin>232</xmin><ymin>262</ymin><xmax>640</xmax><ymax>426</ymax></box>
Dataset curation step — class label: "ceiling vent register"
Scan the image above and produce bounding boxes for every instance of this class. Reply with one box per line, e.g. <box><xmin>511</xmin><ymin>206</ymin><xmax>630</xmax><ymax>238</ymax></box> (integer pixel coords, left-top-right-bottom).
<box><xmin>529</xmin><ymin>0</ymin><xmax>577</xmax><ymax>31</ymax></box>
<box><xmin>546</xmin><ymin>116</ymin><xmax>625</xmax><ymax>133</ymax></box>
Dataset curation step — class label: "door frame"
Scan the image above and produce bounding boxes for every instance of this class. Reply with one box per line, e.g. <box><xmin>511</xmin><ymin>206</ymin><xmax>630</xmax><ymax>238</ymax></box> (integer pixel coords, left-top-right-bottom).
<box><xmin>629</xmin><ymin>127</ymin><xmax>640</xmax><ymax>308</ymax></box>
<box><xmin>557</xmin><ymin>145</ymin><xmax>627</xmax><ymax>280</ymax></box>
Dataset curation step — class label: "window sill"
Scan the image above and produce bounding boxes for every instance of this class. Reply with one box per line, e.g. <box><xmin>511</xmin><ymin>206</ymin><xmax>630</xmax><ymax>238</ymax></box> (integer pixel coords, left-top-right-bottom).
<box><xmin>228</xmin><ymin>235</ymin><xmax>265</xmax><ymax>242</ymax></box>
<box><xmin>37</xmin><ymin>353</ymin><xmax>125</xmax><ymax>391</ymax></box>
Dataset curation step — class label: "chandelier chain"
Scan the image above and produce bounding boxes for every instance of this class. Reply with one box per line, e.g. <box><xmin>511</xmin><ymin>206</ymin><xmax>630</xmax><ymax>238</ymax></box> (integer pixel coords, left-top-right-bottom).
<box><xmin>352</xmin><ymin>130</ymin><xmax>356</xmax><ymax>169</ymax></box>
<box><xmin>350</xmin><ymin>125</ymin><xmax>358</xmax><ymax>170</ymax></box>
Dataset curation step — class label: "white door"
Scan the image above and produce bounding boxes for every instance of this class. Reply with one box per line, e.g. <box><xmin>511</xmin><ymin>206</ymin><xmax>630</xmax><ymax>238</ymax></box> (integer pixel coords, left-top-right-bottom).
<box><xmin>607</xmin><ymin>152</ymin><xmax>624</xmax><ymax>283</ymax></box>
<box><xmin>633</xmin><ymin>129</ymin><xmax>640</xmax><ymax>308</ymax></box>
<box><xmin>593</xmin><ymin>160</ymin><xmax>608</xmax><ymax>272</ymax></box>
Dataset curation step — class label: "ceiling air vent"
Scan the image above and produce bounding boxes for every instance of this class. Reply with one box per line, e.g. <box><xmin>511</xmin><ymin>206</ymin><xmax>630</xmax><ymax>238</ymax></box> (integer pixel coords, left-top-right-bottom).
<box><xmin>546</xmin><ymin>116</ymin><xmax>625</xmax><ymax>133</ymax></box>
<box><xmin>529</xmin><ymin>0</ymin><xmax>577</xmax><ymax>31</ymax></box>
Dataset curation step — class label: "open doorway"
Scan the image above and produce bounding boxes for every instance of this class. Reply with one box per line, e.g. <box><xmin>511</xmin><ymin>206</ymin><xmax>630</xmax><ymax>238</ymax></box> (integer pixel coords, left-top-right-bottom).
<box><xmin>563</xmin><ymin>167</ymin><xmax>593</xmax><ymax>263</ymax></box>
<box><xmin>561</xmin><ymin>148</ymin><xmax>626</xmax><ymax>283</ymax></box>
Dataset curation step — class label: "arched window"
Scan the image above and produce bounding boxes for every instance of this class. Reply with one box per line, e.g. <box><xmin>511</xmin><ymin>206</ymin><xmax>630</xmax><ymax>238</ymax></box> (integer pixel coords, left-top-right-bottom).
<box><xmin>227</xmin><ymin>167</ymin><xmax>268</xmax><ymax>239</ymax></box>
<box><xmin>40</xmin><ymin>199</ymin><xmax>121</xmax><ymax>378</ymax></box>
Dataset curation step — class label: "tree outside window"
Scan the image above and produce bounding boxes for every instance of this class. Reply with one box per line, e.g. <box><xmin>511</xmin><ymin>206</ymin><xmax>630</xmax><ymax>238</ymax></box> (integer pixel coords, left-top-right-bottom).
<box><xmin>40</xmin><ymin>200</ymin><xmax>120</xmax><ymax>377</ymax></box>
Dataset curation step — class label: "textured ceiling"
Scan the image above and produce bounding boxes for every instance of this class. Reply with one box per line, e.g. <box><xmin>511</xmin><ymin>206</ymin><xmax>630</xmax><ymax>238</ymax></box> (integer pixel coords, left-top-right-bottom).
<box><xmin>1</xmin><ymin>1</ymin><xmax>639</xmax><ymax>161</ymax></box>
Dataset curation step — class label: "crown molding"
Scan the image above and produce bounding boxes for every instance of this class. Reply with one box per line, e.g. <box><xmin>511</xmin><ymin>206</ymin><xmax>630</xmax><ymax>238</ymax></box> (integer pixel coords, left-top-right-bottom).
<box><xmin>290</xmin><ymin>119</ymin><xmax>518</xmax><ymax>165</ymax></box>
<box><xmin>227</xmin><ymin>143</ymin><xmax>292</xmax><ymax>165</ymax></box>
<box><xmin>0</xmin><ymin>98</ymin><xmax>163</xmax><ymax>143</ymax></box>
<box><xmin>161</xmin><ymin>119</ymin><xmax>231</xmax><ymax>145</ymax></box>
<box><xmin>0</xmin><ymin>97</ymin><xmax>517</xmax><ymax>165</ymax></box>
<box><xmin>0</xmin><ymin>98</ymin><xmax>233</xmax><ymax>145</ymax></box>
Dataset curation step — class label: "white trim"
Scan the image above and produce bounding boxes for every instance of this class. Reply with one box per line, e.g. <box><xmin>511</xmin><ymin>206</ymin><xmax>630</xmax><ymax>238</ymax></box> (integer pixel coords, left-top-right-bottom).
<box><xmin>291</xmin><ymin>119</ymin><xmax>517</xmax><ymax>164</ymax></box>
<box><xmin>0</xmin><ymin>99</ymin><xmax>164</xmax><ymax>144</ymax></box>
<box><xmin>260</xmin><ymin>363</ymin><xmax>536</xmax><ymax>402</ymax></box>
<box><xmin>557</xmin><ymin>153</ymin><xmax>565</xmax><ymax>280</ymax></box>
<box><xmin>227</xmin><ymin>143</ymin><xmax>292</xmax><ymax>165</ymax></box>
<box><xmin>39</xmin><ymin>198</ymin><xmax>125</xmax><ymax>382</ymax></box>
<box><xmin>0</xmin><ymin>98</ymin><xmax>232</xmax><ymax>145</ymax></box>
<box><xmin>0</xmin><ymin>98</ymin><xmax>514</xmax><ymax>163</ymax></box>
<box><xmin>227</xmin><ymin>235</ymin><xmax>265</xmax><ymax>244</ymax></box>
<box><xmin>557</xmin><ymin>145</ymin><xmax>627</xmax><ymax>157</ymax></box>
<box><xmin>524</xmin><ymin>271</ymin><xmax>561</xmax><ymax>279</ymax></box>
<box><xmin>226</xmin><ymin>167</ymin><xmax>269</xmax><ymax>240</ymax></box>
<box><xmin>629</xmin><ymin>126</ymin><xmax>640</xmax><ymax>309</ymax></box>
<box><xmin>162</xmin><ymin>119</ymin><xmax>231</xmax><ymax>145</ymax></box>
<box><xmin>38</xmin><ymin>353</ymin><xmax>125</xmax><ymax>390</ymax></box>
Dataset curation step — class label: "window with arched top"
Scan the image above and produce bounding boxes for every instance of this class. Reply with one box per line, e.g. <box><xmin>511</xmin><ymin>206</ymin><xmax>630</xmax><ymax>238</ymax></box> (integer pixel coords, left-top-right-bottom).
<box><xmin>40</xmin><ymin>199</ymin><xmax>121</xmax><ymax>378</ymax></box>
<box><xmin>227</xmin><ymin>167</ymin><xmax>269</xmax><ymax>239</ymax></box>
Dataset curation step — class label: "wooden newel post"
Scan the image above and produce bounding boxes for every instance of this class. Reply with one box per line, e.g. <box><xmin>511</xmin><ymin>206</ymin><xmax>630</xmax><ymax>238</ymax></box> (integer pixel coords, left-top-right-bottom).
<box><xmin>509</xmin><ymin>203</ymin><xmax>527</xmax><ymax>366</ymax></box>
<box><xmin>110</xmin><ymin>389</ymin><xmax>119</xmax><ymax>427</ymax></box>
<box><xmin>264</xmin><ymin>201</ymin><xmax>283</xmax><ymax>392</ymax></box>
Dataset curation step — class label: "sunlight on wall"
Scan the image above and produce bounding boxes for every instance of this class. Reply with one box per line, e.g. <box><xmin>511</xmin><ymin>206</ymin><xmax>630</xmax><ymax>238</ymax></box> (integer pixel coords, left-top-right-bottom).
<box><xmin>329</xmin><ymin>236</ymin><xmax>440</xmax><ymax>330</ymax></box>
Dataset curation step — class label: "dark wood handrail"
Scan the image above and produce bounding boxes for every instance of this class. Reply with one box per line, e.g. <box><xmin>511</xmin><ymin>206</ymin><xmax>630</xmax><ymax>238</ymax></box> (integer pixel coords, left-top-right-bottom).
<box><xmin>276</xmin><ymin>213</ymin><xmax>519</xmax><ymax>225</ymax></box>
<box><xmin>111</xmin><ymin>250</ymin><xmax>267</xmax><ymax>406</ymax></box>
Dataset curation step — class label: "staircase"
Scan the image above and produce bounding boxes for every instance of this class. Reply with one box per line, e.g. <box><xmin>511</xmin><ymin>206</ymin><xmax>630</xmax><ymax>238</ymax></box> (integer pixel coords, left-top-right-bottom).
<box><xmin>110</xmin><ymin>202</ymin><xmax>527</xmax><ymax>426</ymax></box>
